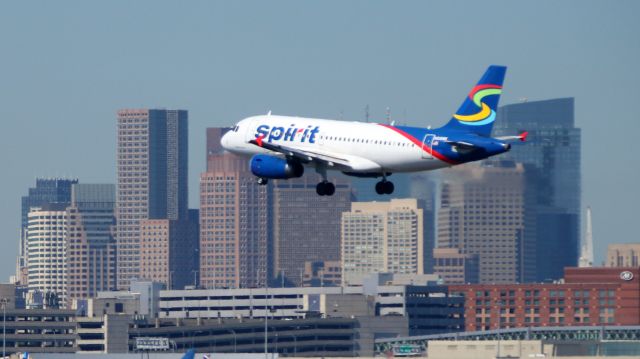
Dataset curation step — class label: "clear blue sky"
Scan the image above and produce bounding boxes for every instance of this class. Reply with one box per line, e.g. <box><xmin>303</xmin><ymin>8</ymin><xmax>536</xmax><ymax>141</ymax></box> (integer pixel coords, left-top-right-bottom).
<box><xmin>1</xmin><ymin>1</ymin><xmax>638</xmax><ymax>280</ymax></box>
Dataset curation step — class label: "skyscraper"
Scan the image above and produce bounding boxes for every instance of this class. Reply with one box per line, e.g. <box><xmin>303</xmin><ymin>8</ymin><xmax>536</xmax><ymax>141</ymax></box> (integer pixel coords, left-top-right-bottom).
<box><xmin>493</xmin><ymin>98</ymin><xmax>581</xmax><ymax>281</ymax></box>
<box><xmin>199</xmin><ymin>128</ymin><xmax>270</xmax><ymax>289</ymax></box>
<box><xmin>65</xmin><ymin>184</ymin><xmax>117</xmax><ymax>304</ymax></box>
<box><xmin>26</xmin><ymin>204</ymin><xmax>68</xmax><ymax>304</ymax></box>
<box><xmin>116</xmin><ymin>109</ymin><xmax>188</xmax><ymax>289</ymax></box>
<box><xmin>272</xmin><ymin>175</ymin><xmax>352</xmax><ymax>286</ymax></box>
<box><xmin>18</xmin><ymin>178</ymin><xmax>78</xmax><ymax>284</ymax></box>
<box><xmin>341</xmin><ymin>199</ymin><xmax>425</xmax><ymax>285</ymax></box>
<box><xmin>438</xmin><ymin>161</ymin><xmax>536</xmax><ymax>284</ymax></box>
<box><xmin>409</xmin><ymin>173</ymin><xmax>438</xmax><ymax>274</ymax></box>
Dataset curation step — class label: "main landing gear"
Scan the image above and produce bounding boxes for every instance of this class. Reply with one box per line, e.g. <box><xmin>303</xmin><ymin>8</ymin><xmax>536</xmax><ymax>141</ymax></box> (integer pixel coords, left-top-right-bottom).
<box><xmin>316</xmin><ymin>181</ymin><xmax>335</xmax><ymax>196</ymax></box>
<box><xmin>375</xmin><ymin>180</ymin><xmax>394</xmax><ymax>195</ymax></box>
<box><xmin>257</xmin><ymin>177</ymin><xmax>268</xmax><ymax>185</ymax></box>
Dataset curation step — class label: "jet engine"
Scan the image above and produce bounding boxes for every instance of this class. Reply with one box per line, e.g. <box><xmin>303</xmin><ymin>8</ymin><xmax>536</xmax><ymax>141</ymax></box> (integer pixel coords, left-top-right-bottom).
<box><xmin>250</xmin><ymin>154</ymin><xmax>304</xmax><ymax>179</ymax></box>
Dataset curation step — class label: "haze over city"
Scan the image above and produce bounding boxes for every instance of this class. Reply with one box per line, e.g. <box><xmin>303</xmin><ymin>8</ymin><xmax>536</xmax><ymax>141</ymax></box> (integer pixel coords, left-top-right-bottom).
<box><xmin>1</xmin><ymin>0</ymin><xmax>639</xmax><ymax>282</ymax></box>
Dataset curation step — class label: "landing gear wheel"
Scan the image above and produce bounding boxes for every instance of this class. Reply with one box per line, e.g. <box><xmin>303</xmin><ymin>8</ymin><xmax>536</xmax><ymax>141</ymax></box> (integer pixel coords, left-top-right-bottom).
<box><xmin>383</xmin><ymin>181</ymin><xmax>394</xmax><ymax>194</ymax></box>
<box><xmin>375</xmin><ymin>180</ymin><xmax>394</xmax><ymax>195</ymax></box>
<box><xmin>257</xmin><ymin>177</ymin><xmax>268</xmax><ymax>185</ymax></box>
<box><xmin>324</xmin><ymin>182</ymin><xmax>335</xmax><ymax>196</ymax></box>
<box><xmin>316</xmin><ymin>181</ymin><xmax>335</xmax><ymax>196</ymax></box>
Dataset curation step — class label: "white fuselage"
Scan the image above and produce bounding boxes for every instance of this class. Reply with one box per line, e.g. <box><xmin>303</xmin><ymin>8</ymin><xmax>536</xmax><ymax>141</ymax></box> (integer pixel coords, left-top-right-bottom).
<box><xmin>221</xmin><ymin>115</ymin><xmax>451</xmax><ymax>174</ymax></box>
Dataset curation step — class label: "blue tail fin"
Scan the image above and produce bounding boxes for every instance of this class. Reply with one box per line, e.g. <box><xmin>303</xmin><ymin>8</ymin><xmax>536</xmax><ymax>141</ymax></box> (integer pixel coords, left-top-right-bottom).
<box><xmin>439</xmin><ymin>65</ymin><xmax>507</xmax><ymax>136</ymax></box>
<box><xmin>181</xmin><ymin>349</ymin><xmax>195</xmax><ymax>359</ymax></box>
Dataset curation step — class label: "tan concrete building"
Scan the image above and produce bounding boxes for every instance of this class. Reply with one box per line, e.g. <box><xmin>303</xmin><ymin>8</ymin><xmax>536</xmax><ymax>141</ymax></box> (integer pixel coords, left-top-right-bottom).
<box><xmin>607</xmin><ymin>243</ymin><xmax>640</xmax><ymax>267</ymax></box>
<box><xmin>438</xmin><ymin>161</ymin><xmax>536</xmax><ymax>284</ymax></box>
<box><xmin>341</xmin><ymin>199</ymin><xmax>424</xmax><ymax>285</ymax></box>
<box><xmin>139</xmin><ymin>211</ymin><xmax>199</xmax><ymax>289</ymax></box>
<box><xmin>200</xmin><ymin>129</ymin><xmax>270</xmax><ymax>289</ymax></box>
<box><xmin>432</xmin><ymin>247</ymin><xmax>479</xmax><ymax>284</ymax></box>
<box><xmin>302</xmin><ymin>260</ymin><xmax>342</xmax><ymax>287</ymax></box>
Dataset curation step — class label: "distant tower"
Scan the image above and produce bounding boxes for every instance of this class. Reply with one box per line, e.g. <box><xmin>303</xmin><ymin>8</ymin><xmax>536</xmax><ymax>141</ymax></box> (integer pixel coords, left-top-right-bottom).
<box><xmin>364</xmin><ymin>105</ymin><xmax>370</xmax><ymax>123</ymax></box>
<box><xmin>116</xmin><ymin>109</ymin><xmax>189</xmax><ymax>289</ymax></box>
<box><xmin>579</xmin><ymin>206</ymin><xmax>594</xmax><ymax>267</ymax></box>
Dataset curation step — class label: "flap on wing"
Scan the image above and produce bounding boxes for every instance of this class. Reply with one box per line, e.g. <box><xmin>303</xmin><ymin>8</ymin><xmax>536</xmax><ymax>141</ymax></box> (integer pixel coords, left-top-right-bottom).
<box><xmin>248</xmin><ymin>139</ymin><xmax>352</xmax><ymax>168</ymax></box>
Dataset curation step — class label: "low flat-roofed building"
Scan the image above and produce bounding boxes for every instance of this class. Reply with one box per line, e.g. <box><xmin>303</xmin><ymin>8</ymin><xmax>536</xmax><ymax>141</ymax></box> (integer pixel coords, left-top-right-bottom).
<box><xmin>302</xmin><ymin>260</ymin><xmax>342</xmax><ymax>287</ymax></box>
<box><xmin>1</xmin><ymin>308</ymin><xmax>76</xmax><ymax>355</ymax></box>
<box><xmin>432</xmin><ymin>247</ymin><xmax>479</xmax><ymax>284</ymax></box>
<box><xmin>450</xmin><ymin>266</ymin><xmax>640</xmax><ymax>331</ymax></box>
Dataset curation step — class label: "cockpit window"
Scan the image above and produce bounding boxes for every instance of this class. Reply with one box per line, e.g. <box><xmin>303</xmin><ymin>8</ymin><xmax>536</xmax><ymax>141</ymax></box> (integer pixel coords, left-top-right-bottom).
<box><xmin>233</xmin><ymin>125</ymin><xmax>240</xmax><ymax>132</ymax></box>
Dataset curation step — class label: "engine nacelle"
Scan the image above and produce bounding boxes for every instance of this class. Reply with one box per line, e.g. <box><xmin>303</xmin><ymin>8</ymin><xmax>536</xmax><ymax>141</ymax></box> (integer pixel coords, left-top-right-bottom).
<box><xmin>250</xmin><ymin>154</ymin><xmax>304</xmax><ymax>179</ymax></box>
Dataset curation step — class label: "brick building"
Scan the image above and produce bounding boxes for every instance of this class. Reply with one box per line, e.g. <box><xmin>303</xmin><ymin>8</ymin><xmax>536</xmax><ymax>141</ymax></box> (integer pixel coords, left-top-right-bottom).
<box><xmin>450</xmin><ymin>267</ymin><xmax>640</xmax><ymax>331</ymax></box>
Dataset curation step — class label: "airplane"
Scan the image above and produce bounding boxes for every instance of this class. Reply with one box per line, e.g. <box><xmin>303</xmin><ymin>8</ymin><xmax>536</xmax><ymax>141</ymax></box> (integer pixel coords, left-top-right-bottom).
<box><xmin>220</xmin><ymin>65</ymin><xmax>526</xmax><ymax>196</ymax></box>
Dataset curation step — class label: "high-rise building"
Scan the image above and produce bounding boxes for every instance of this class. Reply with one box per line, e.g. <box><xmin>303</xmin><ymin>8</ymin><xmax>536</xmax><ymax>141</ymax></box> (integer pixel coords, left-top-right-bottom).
<box><xmin>116</xmin><ymin>109</ymin><xmax>188</xmax><ymax>289</ymax></box>
<box><xmin>606</xmin><ymin>244</ymin><xmax>640</xmax><ymax>267</ymax></box>
<box><xmin>438</xmin><ymin>161</ymin><xmax>536</xmax><ymax>284</ymax></box>
<box><xmin>199</xmin><ymin>128</ymin><xmax>270</xmax><ymax>289</ymax></box>
<box><xmin>341</xmin><ymin>199</ymin><xmax>425</xmax><ymax>285</ymax></box>
<box><xmin>139</xmin><ymin>209</ymin><xmax>199</xmax><ymax>289</ymax></box>
<box><xmin>272</xmin><ymin>175</ymin><xmax>352</xmax><ymax>286</ymax></box>
<box><xmin>494</xmin><ymin>98</ymin><xmax>581</xmax><ymax>281</ymax></box>
<box><xmin>409</xmin><ymin>173</ymin><xmax>438</xmax><ymax>274</ymax></box>
<box><xmin>27</xmin><ymin>204</ymin><xmax>68</xmax><ymax>304</ymax></box>
<box><xmin>18</xmin><ymin>178</ymin><xmax>78</xmax><ymax>284</ymax></box>
<box><xmin>433</xmin><ymin>248</ymin><xmax>479</xmax><ymax>285</ymax></box>
<box><xmin>65</xmin><ymin>184</ymin><xmax>117</xmax><ymax>305</ymax></box>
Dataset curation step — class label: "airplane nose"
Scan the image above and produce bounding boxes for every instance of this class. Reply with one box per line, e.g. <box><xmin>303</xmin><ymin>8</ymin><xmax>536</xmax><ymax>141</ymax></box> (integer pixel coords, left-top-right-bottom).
<box><xmin>221</xmin><ymin>132</ymin><xmax>230</xmax><ymax>149</ymax></box>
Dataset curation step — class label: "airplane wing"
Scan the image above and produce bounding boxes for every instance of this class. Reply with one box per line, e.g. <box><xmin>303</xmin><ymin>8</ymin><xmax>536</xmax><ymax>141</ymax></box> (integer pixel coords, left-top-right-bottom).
<box><xmin>248</xmin><ymin>136</ymin><xmax>381</xmax><ymax>172</ymax></box>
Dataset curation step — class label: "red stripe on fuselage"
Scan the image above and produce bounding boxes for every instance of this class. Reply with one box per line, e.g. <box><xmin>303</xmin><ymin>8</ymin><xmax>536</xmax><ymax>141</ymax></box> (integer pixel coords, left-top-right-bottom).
<box><xmin>378</xmin><ymin>124</ymin><xmax>458</xmax><ymax>165</ymax></box>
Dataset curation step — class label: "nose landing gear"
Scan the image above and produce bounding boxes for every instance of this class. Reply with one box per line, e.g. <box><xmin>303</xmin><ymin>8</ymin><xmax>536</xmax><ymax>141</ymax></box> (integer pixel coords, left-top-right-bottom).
<box><xmin>257</xmin><ymin>177</ymin><xmax>268</xmax><ymax>185</ymax></box>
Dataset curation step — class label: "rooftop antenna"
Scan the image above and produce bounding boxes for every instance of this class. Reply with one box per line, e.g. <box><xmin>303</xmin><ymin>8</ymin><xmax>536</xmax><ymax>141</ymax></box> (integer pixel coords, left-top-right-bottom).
<box><xmin>338</xmin><ymin>109</ymin><xmax>343</xmax><ymax>121</ymax></box>
<box><xmin>579</xmin><ymin>206</ymin><xmax>594</xmax><ymax>267</ymax></box>
<box><xmin>365</xmin><ymin>105</ymin><xmax>370</xmax><ymax>123</ymax></box>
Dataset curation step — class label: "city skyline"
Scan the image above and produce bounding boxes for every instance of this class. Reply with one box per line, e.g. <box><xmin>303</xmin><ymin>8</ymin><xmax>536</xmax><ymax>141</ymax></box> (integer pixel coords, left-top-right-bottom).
<box><xmin>1</xmin><ymin>1</ymin><xmax>640</xmax><ymax>279</ymax></box>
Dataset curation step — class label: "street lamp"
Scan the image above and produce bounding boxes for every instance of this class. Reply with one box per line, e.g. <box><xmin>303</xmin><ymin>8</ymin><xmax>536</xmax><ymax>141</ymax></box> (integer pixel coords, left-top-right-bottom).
<box><xmin>228</xmin><ymin>329</ymin><xmax>237</xmax><ymax>353</ymax></box>
<box><xmin>1</xmin><ymin>298</ymin><xmax>10</xmax><ymax>359</ymax></box>
<box><xmin>191</xmin><ymin>270</ymin><xmax>198</xmax><ymax>288</ymax></box>
<box><xmin>264</xmin><ymin>268</ymin><xmax>268</xmax><ymax>359</ymax></box>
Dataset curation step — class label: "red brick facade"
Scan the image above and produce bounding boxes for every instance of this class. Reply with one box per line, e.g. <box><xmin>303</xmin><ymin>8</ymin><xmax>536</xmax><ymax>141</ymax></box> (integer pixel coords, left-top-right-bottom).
<box><xmin>449</xmin><ymin>267</ymin><xmax>640</xmax><ymax>331</ymax></box>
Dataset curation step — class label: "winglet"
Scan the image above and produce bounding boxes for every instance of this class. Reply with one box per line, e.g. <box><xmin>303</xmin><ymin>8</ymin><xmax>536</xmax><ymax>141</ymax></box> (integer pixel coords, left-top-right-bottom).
<box><xmin>181</xmin><ymin>349</ymin><xmax>195</xmax><ymax>359</ymax></box>
<box><xmin>519</xmin><ymin>131</ymin><xmax>528</xmax><ymax>142</ymax></box>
